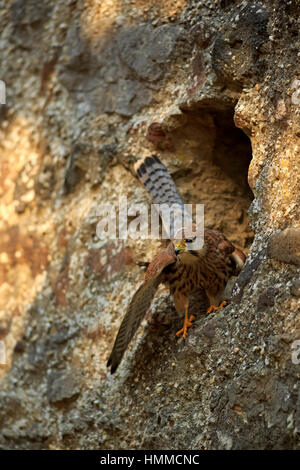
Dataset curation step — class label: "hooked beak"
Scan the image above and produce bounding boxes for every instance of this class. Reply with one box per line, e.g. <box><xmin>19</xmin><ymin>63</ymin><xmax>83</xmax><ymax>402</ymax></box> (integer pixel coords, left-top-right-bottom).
<box><xmin>175</xmin><ymin>243</ymin><xmax>185</xmax><ymax>255</ymax></box>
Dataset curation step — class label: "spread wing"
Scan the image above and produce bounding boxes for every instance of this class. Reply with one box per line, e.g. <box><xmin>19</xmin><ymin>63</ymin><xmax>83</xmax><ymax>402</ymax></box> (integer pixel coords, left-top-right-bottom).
<box><xmin>205</xmin><ymin>229</ymin><xmax>235</xmax><ymax>255</ymax></box>
<box><xmin>205</xmin><ymin>229</ymin><xmax>246</xmax><ymax>274</ymax></box>
<box><xmin>107</xmin><ymin>243</ymin><xmax>176</xmax><ymax>374</ymax></box>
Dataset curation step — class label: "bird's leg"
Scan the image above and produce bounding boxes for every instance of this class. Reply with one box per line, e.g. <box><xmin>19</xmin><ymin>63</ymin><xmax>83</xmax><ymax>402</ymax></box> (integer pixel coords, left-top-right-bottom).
<box><xmin>206</xmin><ymin>300</ymin><xmax>227</xmax><ymax>314</ymax></box>
<box><xmin>176</xmin><ymin>307</ymin><xmax>195</xmax><ymax>339</ymax></box>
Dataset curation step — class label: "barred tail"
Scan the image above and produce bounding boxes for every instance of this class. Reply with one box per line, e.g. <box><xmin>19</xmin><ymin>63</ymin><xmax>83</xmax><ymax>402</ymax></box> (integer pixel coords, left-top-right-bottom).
<box><xmin>134</xmin><ymin>155</ymin><xmax>191</xmax><ymax>239</ymax></box>
<box><xmin>135</xmin><ymin>155</ymin><xmax>184</xmax><ymax>208</ymax></box>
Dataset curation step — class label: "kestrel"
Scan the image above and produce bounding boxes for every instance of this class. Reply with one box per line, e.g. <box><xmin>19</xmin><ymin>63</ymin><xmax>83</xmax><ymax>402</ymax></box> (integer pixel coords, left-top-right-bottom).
<box><xmin>107</xmin><ymin>155</ymin><xmax>246</xmax><ymax>373</ymax></box>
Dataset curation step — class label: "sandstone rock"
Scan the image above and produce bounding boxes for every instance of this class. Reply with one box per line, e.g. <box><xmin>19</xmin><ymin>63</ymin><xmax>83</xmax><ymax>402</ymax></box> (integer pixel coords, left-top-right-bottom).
<box><xmin>257</xmin><ymin>287</ymin><xmax>279</xmax><ymax>311</ymax></box>
<box><xmin>47</xmin><ymin>370</ymin><xmax>81</xmax><ymax>404</ymax></box>
<box><xmin>0</xmin><ymin>0</ymin><xmax>299</xmax><ymax>451</ymax></box>
<box><xmin>268</xmin><ymin>228</ymin><xmax>300</xmax><ymax>266</ymax></box>
<box><xmin>291</xmin><ymin>279</ymin><xmax>300</xmax><ymax>297</ymax></box>
<box><xmin>212</xmin><ymin>3</ymin><xmax>269</xmax><ymax>90</ymax></box>
<box><xmin>118</xmin><ymin>24</ymin><xmax>182</xmax><ymax>82</ymax></box>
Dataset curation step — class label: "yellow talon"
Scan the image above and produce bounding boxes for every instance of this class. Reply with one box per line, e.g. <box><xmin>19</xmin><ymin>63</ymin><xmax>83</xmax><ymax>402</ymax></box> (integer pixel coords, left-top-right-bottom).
<box><xmin>206</xmin><ymin>300</ymin><xmax>227</xmax><ymax>314</ymax></box>
<box><xmin>176</xmin><ymin>309</ymin><xmax>195</xmax><ymax>338</ymax></box>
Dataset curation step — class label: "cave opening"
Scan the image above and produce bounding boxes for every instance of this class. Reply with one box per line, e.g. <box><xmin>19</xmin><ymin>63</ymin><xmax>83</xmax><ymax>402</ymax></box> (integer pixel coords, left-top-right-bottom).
<box><xmin>167</xmin><ymin>106</ymin><xmax>254</xmax><ymax>253</ymax></box>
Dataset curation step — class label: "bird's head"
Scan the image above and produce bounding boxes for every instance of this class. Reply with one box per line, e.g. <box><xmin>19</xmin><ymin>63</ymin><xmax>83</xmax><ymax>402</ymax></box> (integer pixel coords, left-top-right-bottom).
<box><xmin>172</xmin><ymin>226</ymin><xmax>206</xmax><ymax>263</ymax></box>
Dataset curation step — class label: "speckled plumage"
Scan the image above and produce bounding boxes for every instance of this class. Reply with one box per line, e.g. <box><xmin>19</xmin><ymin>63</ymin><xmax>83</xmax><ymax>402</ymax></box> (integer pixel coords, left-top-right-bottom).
<box><xmin>107</xmin><ymin>155</ymin><xmax>246</xmax><ymax>373</ymax></box>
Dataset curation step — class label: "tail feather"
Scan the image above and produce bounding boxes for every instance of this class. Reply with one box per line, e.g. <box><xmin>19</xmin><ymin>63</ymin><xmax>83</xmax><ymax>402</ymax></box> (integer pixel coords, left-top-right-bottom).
<box><xmin>135</xmin><ymin>155</ymin><xmax>191</xmax><ymax>238</ymax></box>
<box><xmin>135</xmin><ymin>155</ymin><xmax>184</xmax><ymax>208</ymax></box>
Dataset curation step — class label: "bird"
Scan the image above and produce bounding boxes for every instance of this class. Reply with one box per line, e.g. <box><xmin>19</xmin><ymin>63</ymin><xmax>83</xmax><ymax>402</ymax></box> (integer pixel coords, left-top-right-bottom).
<box><xmin>107</xmin><ymin>155</ymin><xmax>246</xmax><ymax>373</ymax></box>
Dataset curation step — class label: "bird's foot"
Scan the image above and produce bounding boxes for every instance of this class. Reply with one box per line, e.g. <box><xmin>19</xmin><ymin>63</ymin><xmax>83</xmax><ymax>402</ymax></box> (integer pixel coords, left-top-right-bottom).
<box><xmin>176</xmin><ymin>314</ymin><xmax>195</xmax><ymax>339</ymax></box>
<box><xmin>206</xmin><ymin>300</ymin><xmax>227</xmax><ymax>314</ymax></box>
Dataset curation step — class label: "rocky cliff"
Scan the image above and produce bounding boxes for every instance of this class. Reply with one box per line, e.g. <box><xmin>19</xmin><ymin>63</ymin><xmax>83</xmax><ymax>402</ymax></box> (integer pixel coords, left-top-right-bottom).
<box><xmin>0</xmin><ymin>0</ymin><xmax>299</xmax><ymax>449</ymax></box>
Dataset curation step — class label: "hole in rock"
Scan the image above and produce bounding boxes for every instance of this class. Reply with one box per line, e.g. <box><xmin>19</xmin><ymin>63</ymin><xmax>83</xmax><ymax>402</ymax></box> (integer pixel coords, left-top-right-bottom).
<box><xmin>165</xmin><ymin>107</ymin><xmax>254</xmax><ymax>252</ymax></box>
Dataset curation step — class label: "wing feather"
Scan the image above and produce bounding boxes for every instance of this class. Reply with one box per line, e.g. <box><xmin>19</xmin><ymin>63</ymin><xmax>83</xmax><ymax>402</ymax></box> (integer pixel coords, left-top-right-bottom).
<box><xmin>107</xmin><ymin>243</ymin><xmax>176</xmax><ymax>373</ymax></box>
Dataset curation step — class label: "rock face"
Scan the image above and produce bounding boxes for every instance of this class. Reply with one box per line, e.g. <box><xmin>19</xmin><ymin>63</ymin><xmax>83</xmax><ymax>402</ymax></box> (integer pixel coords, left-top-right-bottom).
<box><xmin>0</xmin><ymin>0</ymin><xmax>299</xmax><ymax>450</ymax></box>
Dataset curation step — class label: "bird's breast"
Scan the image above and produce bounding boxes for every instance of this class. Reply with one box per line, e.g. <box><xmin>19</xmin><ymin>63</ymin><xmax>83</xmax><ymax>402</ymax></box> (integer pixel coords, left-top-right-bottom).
<box><xmin>164</xmin><ymin>254</ymin><xmax>234</xmax><ymax>297</ymax></box>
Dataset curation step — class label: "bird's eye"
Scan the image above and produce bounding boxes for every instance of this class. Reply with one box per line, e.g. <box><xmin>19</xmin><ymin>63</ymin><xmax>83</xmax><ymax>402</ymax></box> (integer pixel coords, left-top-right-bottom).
<box><xmin>185</xmin><ymin>238</ymin><xmax>194</xmax><ymax>243</ymax></box>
